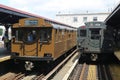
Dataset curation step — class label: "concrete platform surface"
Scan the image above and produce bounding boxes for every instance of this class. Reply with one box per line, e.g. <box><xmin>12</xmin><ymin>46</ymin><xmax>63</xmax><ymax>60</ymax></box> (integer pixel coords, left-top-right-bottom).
<box><xmin>0</xmin><ymin>55</ymin><xmax>11</xmax><ymax>62</ymax></box>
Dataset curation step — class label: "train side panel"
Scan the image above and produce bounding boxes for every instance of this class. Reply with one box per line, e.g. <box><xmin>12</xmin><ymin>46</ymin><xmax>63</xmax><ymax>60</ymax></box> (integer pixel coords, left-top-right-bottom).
<box><xmin>54</xmin><ymin>29</ymin><xmax>76</xmax><ymax>60</ymax></box>
<box><xmin>11</xmin><ymin>18</ymin><xmax>77</xmax><ymax>70</ymax></box>
<box><xmin>11</xmin><ymin>18</ymin><xmax>77</xmax><ymax>61</ymax></box>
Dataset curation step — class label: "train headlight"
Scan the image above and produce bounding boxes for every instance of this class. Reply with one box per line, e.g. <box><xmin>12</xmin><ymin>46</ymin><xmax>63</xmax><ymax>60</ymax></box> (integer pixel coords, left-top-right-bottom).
<box><xmin>25</xmin><ymin>61</ymin><xmax>34</xmax><ymax>71</ymax></box>
<box><xmin>44</xmin><ymin>53</ymin><xmax>52</xmax><ymax>57</ymax></box>
<box><xmin>109</xmin><ymin>44</ymin><xmax>111</xmax><ymax>46</ymax></box>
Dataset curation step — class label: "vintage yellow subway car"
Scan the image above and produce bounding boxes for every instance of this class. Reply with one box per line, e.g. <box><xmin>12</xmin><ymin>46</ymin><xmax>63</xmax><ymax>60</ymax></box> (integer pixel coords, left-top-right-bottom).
<box><xmin>11</xmin><ymin>18</ymin><xmax>76</xmax><ymax>69</ymax></box>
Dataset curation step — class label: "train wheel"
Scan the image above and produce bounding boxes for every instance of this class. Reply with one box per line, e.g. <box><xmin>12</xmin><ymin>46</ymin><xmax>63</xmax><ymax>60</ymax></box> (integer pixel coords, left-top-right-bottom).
<box><xmin>91</xmin><ymin>54</ymin><xmax>98</xmax><ymax>61</ymax></box>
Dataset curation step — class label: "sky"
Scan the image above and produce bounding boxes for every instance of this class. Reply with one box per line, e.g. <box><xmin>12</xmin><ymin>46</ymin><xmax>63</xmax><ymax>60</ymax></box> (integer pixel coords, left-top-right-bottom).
<box><xmin>0</xmin><ymin>0</ymin><xmax>120</xmax><ymax>20</ymax></box>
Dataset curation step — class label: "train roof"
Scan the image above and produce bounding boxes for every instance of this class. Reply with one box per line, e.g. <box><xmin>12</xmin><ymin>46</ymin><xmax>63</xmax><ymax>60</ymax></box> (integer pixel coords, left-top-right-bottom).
<box><xmin>78</xmin><ymin>21</ymin><xmax>106</xmax><ymax>29</ymax></box>
<box><xmin>78</xmin><ymin>25</ymin><xmax>86</xmax><ymax>29</ymax></box>
<box><xmin>85</xmin><ymin>21</ymin><xmax>105</xmax><ymax>25</ymax></box>
<box><xmin>84</xmin><ymin>21</ymin><xmax>104</xmax><ymax>24</ymax></box>
<box><xmin>51</xmin><ymin>23</ymin><xmax>77</xmax><ymax>30</ymax></box>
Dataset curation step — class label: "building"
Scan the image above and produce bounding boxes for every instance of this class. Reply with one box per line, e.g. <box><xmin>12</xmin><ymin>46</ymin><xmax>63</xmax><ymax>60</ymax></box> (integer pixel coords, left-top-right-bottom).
<box><xmin>56</xmin><ymin>13</ymin><xmax>110</xmax><ymax>27</ymax></box>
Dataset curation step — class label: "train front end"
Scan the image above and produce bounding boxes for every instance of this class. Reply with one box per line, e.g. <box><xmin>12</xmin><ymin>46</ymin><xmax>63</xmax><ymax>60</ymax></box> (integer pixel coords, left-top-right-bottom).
<box><xmin>11</xmin><ymin>18</ymin><xmax>54</xmax><ymax>70</ymax></box>
<box><xmin>78</xmin><ymin>22</ymin><xmax>106</xmax><ymax>61</ymax></box>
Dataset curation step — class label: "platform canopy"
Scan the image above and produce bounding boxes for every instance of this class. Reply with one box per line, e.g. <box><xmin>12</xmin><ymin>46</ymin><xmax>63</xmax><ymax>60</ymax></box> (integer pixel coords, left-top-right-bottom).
<box><xmin>0</xmin><ymin>4</ymin><xmax>40</xmax><ymax>24</ymax></box>
<box><xmin>0</xmin><ymin>4</ymin><xmax>74</xmax><ymax>28</ymax></box>
<box><xmin>0</xmin><ymin>4</ymin><xmax>56</xmax><ymax>25</ymax></box>
<box><xmin>105</xmin><ymin>3</ymin><xmax>120</xmax><ymax>27</ymax></box>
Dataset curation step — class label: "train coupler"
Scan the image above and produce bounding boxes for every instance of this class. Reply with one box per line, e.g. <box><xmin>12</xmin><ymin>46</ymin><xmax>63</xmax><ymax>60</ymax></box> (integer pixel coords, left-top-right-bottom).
<box><xmin>25</xmin><ymin>61</ymin><xmax>34</xmax><ymax>71</ymax></box>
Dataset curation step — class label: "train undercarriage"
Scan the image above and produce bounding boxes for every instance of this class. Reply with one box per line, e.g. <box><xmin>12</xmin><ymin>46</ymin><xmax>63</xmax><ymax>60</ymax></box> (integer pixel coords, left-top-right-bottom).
<box><xmin>12</xmin><ymin>46</ymin><xmax>76</xmax><ymax>71</ymax></box>
<box><xmin>79</xmin><ymin>52</ymin><xmax>114</xmax><ymax>63</ymax></box>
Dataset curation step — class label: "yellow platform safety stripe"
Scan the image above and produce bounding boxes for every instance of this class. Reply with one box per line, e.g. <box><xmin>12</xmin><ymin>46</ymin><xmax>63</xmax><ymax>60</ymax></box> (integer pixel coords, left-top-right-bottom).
<box><xmin>87</xmin><ymin>65</ymin><xmax>98</xmax><ymax>80</ymax></box>
<box><xmin>0</xmin><ymin>56</ymin><xmax>11</xmax><ymax>62</ymax></box>
<box><xmin>115</xmin><ymin>51</ymin><xmax>120</xmax><ymax>60</ymax></box>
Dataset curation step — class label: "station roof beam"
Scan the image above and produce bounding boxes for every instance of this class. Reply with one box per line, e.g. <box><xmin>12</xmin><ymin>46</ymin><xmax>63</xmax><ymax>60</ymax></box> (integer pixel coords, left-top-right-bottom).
<box><xmin>105</xmin><ymin>3</ymin><xmax>120</xmax><ymax>27</ymax></box>
<box><xmin>0</xmin><ymin>4</ymin><xmax>36</xmax><ymax>24</ymax></box>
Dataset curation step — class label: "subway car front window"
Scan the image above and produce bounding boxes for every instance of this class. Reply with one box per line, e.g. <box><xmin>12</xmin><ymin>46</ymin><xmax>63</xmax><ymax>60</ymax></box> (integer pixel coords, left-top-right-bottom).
<box><xmin>90</xmin><ymin>29</ymin><xmax>100</xmax><ymax>39</ymax></box>
<box><xmin>23</xmin><ymin>30</ymin><xmax>38</xmax><ymax>44</ymax></box>
<box><xmin>39</xmin><ymin>28</ymin><xmax>52</xmax><ymax>42</ymax></box>
<box><xmin>13</xmin><ymin>29</ymin><xmax>23</xmax><ymax>41</ymax></box>
<box><xmin>80</xmin><ymin>30</ymin><xmax>86</xmax><ymax>37</ymax></box>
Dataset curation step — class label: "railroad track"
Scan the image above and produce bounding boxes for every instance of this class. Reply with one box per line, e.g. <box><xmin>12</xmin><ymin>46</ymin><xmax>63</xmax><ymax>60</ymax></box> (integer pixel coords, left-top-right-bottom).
<box><xmin>69</xmin><ymin>63</ymin><xmax>98</xmax><ymax>80</ymax></box>
<box><xmin>0</xmin><ymin>64</ymin><xmax>112</xmax><ymax>80</ymax></box>
<box><xmin>69</xmin><ymin>63</ymin><xmax>112</xmax><ymax>80</ymax></box>
<box><xmin>0</xmin><ymin>72</ymin><xmax>25</xmax><ymax>80</ymax></box>
<box><xmin>21</xmin><ymin>73</ymin><xmax>45</xmax><ymax>80</ymax></box>
<box><xmin>32</xmin><ymin>74</ymin><xmax>45</xmax><ymax>80</ymax></box>
<box><xmin>0</xmin><ymin>49</ymin><xmax>113</xmax><ymax>80</ymax></box>
<box><xmin>0</xmin><ymin>72</ymin><xmax>45</xmax><ymax>80</ymax></box>
<box><xmin>98</xmin><ymin>64</ymin><xmax>112</xmax><ymax>80</ymax></box>
<box><xmin>0</xmin><ymin>49</ymin><xmax>78</xmax><ymax>80</ymax></box>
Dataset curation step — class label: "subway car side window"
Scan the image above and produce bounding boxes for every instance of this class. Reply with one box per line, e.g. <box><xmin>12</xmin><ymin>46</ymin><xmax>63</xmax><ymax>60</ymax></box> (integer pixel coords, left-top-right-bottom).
<box><xmin>39</xmin><ymin>28</ymin><xmax>52</xmax><ymax>42</ymax></box>
<box><xmin>80</xmin><ymin>30</ymin><xmax>86</xmax><ymax>37</ymax></box>
<box><xmin>14</xmin><ymin>29</ymin><xmax>23</xmax><ymax>41</ymax></box>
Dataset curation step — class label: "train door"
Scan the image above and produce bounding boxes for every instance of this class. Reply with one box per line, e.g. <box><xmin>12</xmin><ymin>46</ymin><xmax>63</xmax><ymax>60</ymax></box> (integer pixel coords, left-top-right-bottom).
<box><xmin>23</xmin><ymin>30</ymin><xmax>38</xmax><ymax>56</ymax></box>
<box><xmin>88</xmin><ymin>28</ymin><xmax>101</xmax><ymax>52</ymax></box>
<box><xmin>78</xmin><ymin>28</ymin><xmax>87</xmax><ymax>49</ymax></box>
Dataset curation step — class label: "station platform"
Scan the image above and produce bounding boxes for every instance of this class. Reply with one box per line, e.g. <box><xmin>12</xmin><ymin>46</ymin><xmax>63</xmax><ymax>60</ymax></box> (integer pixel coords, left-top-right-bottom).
<box><xmin>114</xmin><ymin>51</ymin><xmax>120</xmax><ymax>60</ymax></box>
<box><xmin>0</xmin><ymin>55</ymin><xmax>11</xmax><ymax>62</ymax></box>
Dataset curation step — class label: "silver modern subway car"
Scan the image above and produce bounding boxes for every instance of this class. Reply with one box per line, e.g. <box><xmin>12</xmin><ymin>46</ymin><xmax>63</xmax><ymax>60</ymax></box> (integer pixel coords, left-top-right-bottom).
<box><xmin>77</xmin><ymin>21</ymin><xmax>114</xmax><ymax>61</ymax></box>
